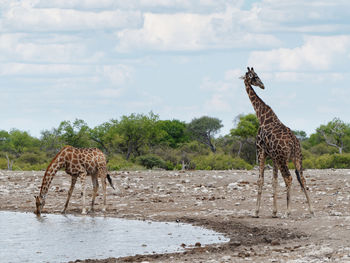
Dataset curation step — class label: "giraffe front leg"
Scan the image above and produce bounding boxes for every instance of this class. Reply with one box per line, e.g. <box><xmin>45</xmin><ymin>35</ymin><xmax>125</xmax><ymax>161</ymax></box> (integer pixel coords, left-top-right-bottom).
<box><xmin>272</xmin><ymin>164</ymin><xmax>278</xmax><ymax>218</ymax></box>
<box><xmin>254</xmin><ymin>151</ymin><xmax>266</xmax><ymax>218</ymax></box>
<box><xmin>101</xmin><ymin>175</ymin><xmax>107</xmax><ymax>212</ymax></box>
<box><xmin>80</xmin><ymin>173</ymin><xmax>88</xmax><ymax>215</ymax></box>
<box><xmin>90</xmin><ymin>175</ymin><xmax>99</xmax><ymax>213</ymax></box>
<box><xmin>62</xmin><ymin>175</ymin><xmax>77</xmax><ymax>214</ymax></box>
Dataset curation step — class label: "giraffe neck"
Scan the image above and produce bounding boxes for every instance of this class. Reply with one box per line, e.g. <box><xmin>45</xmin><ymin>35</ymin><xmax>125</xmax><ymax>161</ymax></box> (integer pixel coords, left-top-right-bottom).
<box><xmin>39</xmin><ymin>149</ymin><xmax>66</xmax><ymax>199</ymax></box>
<box><xmin>245</xmin><ymin>80</ymin><xmax>280</xmax><ymax>126</ymax></box>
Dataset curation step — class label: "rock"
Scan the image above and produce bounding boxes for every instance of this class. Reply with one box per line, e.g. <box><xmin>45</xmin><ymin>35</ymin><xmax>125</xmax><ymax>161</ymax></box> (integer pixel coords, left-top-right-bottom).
<box><xmin>227</xmin><ymin>183</ymin><xmax>241</xmax><ymax>190</ymax></box>
<box><xmin>221</xmin><ymin>255</ymin><xmax>231</xmax><ymax>261</ymax></box>
<box><xmin>330</xmin><ymin>211</ymin><xmax>342</xmax><ymax>216</ymax></box>
<box><xmin>271</xmin><ymin>240</ymin><xmax>280</xmax><ymax>246</ymax></box>
<box><xmin>195</xmin><ymin>242</ymin><xmax>201</xmax><ymax>247</ymax></box>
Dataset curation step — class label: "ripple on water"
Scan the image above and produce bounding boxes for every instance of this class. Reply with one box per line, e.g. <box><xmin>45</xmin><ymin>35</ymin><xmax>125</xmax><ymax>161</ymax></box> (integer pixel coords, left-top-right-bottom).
<box><xmin>0</xmin><ymin>211</ymin><xmax>228</xmax><ymax>263</ymax></box>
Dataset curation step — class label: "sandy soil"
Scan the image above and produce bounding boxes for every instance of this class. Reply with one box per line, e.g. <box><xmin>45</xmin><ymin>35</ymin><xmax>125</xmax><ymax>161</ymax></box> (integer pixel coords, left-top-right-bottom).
<box><xmin>1</xmin><ymin>168</ymin><xmax>350</xmax><ymax>262</ymax></box>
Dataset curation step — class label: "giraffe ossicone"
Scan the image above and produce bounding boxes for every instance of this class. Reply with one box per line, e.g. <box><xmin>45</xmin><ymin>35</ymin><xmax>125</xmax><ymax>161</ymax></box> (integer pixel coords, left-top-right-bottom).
<box><xmin>35</xmin><ymin>146</ymin><xmax>115</xmax><ymax>216</ymax></box>
<box><xmin>242</xmin><ymin>67</ymin><xmax>314</xmax><ymax>218</ymax></box>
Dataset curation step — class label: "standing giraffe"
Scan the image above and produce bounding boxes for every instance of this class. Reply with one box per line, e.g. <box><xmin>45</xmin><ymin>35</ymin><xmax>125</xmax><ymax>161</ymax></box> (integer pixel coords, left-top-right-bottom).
<box><xmin>35</xmin><ymin>145</ymin><xmax>115</xmax><ymax>216</ymax></box>
<box><xmin>241</xmin><ymin>67</ymin><xmax>314</xmax><ymax>217</ymax></box>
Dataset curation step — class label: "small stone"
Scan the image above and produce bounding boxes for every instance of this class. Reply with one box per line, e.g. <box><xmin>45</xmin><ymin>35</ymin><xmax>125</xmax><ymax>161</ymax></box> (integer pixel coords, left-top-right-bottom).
<box><xmin>271</xmin><ymin>240</ymin><xmax>280</xmax><ymax>246</ymax></box>
<box><xmin>221</xmin><ymin>255</ymin><xmax>231</xmax><ymax>261</ymax></box>
<box><xmin>195</xmin><ymin>242</ymin><xmax>201</xmax><ymax>247</ymax></box>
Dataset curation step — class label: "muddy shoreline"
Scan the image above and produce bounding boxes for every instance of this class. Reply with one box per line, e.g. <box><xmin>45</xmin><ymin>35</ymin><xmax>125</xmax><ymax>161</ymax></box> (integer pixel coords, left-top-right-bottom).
<box><xmin>1</xmin><ymin>169</ymin><xmax>350</xmax><ymax>262</ymax></box>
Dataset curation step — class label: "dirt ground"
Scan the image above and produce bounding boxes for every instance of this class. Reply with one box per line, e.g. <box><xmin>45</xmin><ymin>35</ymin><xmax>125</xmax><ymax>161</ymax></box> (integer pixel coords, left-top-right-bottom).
<box><xmin>2</xmin><ymin>168</ymin><xmax>350</xmax><ymax>262</ymax></box>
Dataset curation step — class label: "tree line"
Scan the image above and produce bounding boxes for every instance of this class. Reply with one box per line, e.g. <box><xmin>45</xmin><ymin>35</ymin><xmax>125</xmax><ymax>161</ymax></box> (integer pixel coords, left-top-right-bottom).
<box><xmin>1</xmin><ymin>112</ymin><xmax>350</xmax><ymax>171</ymax></box>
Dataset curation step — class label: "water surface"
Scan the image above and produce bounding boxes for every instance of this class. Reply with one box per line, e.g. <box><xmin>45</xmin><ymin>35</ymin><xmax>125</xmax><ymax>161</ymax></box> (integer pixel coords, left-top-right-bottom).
<box><xmin>0</xmin><ymin>211</ymin><xmax>228</xmax><ymax>263</ymax></box>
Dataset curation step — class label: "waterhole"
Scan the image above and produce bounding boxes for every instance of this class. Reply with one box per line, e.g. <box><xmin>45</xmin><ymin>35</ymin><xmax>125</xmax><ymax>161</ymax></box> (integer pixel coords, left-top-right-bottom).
<box><xmin>0</xmin><ymin>211</ymin><xmax>228</xmax><ymax>263</ymax></box>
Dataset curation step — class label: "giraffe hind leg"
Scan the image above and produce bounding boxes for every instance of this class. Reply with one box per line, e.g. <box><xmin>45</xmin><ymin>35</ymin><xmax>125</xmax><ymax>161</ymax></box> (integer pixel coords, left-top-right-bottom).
<box><xmin>295</xmin><ymin>169</ymin><xmax>314</xmax><ymax>216</ymax></box>
<box><xmin>272</xmin><ymin>163</ymin><xmax>278</xmax><ymax>218</ymax></box>
<box><xmin>101</xmin><ymin>174</ymin><xmax>107</xmax><ymax>212</ymax></box>
<box><xmin>279</xmin><ymin>162</ymin><xmax>292</xmax><ymax>217</ymax></box>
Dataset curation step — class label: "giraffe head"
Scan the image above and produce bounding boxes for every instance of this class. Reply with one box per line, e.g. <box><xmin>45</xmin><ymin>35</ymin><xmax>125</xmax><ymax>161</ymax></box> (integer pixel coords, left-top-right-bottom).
<box><xmin>34</xmin><ymin>195</ymin><xmax>45</xmax><ymax>216</ymax></box>
<box><xmin>241</xmin><ymin>67</ymin><xmax>265</xmax><ymax>89</ymax></box>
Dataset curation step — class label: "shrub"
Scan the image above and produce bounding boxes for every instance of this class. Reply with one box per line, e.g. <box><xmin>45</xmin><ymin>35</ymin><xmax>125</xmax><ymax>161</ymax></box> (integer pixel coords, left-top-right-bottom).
<box><xmin>302</xmin><ymin>158</ymin><xmax>315</xmax><ymax>169</ymax></box>
<box><xmin>136</xmin><ymin>154</ymin><xmax>167</xmax><ymax>169</ymax></box>
<box><xmin>107</xmin><ymin>154</ymin><xmax>144</xmax><ymax>171</ymax></box>
<box><xmin>0</xmin><ymin>158</ymin><xmax>8</xmax><ymax>169</ymax></box>
<box><xmin>314</xmin><ymin>154</ymin><xmax>334</xmax><ymax>169</ymax></box>
<box><xmin>332</xmin><ymin>153</ymin><xmax>350</xmax><ymax>168</ymax></box>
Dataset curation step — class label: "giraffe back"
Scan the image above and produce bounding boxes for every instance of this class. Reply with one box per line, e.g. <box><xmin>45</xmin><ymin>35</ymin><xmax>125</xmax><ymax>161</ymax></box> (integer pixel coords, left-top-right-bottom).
<box><xmin>63</xmin><ymin>146</ymin><xmax>107</xmax><ymax>176</ymax></box>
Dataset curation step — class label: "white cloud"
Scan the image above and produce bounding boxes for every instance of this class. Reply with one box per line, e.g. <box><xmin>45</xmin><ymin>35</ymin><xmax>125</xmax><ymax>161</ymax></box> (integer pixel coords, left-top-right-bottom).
<box><xmin>96</xmin><ymin>88</ymin><xmax>124</xmax><ymax>98</ymax></box>
<box><xmin>116</xmin><ymin>7</ymin><xmax>281</xmax><ymax>52</ymax></box>
<box><xmin>205</xmin><ymin>94</ymin><xmax>232</xmax><ymax>112</ymax></box>
<box><xmin>0</xmin><ymin>63</ymin><xmax>133</xmax><ymax>88</ymax></box>
<box><xmin>0</xmin><ymin>33</ymin><xmax>105</xmax><ymax>63</ymax></box>
<box><xmin>248</xmin><ymin>35</ymin><xmax>350</xmax><ymax>71</ymax></box>
<box><xmin>34</xmin><ymin>0</ymin><xmax>243</xmax><ymax>13</ymax></box>
<box><xmin>0</xmin><ymin>1</ymin><xmax>142</xmax><ymax>32</ymax></box>
<box><xmin>250</xmin><ymin>0</ymin><xmax>350</xmax><ymax>33</ymax></box>
<box><xmin>0</xmin><ymin>63</ymin><xmax>87</xmax><ymax>76</ymax></box>
<box><xmin>97</xmin><ymin>65</ymin><xmax>133</xmax><ymax>86</ymax></box>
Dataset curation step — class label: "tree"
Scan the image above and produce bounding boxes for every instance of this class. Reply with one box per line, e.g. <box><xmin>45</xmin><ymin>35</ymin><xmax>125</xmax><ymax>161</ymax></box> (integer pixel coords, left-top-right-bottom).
<box><xmin>57</xmin><ymin>119</ymin><xmax>92</xmax><ymax>148</ymax></box>
<box><xmin>316</xmin><ymin>118</ymin><xmax>350</xmax><ymax>154</ymax></box>
<box><xmin>89</xmin><ymin>121</ymin><xmax>115</xmax><ymax>154</ymax></box>
<box><xmin>156</xmin><ymin>119</ymin><xmax>189</xmax><ymax>148</ymax></box>
<box><xmin>8</xmin><ymin>129</ymin><xmax>39</xmax><ymax>157</ymax></box>
<box><xmin>230</xmin><ymin>114</ymin><xmax>259</xmax><ymax>158</ymax></box>
<box><xmin>117</xmin><ymin>112</ymin><xmax>160</xmax><ymax>160</ymax></box>
<box><xmin>187</xmin><ymin>116</ymin><xmax>223</xmax><ymax>153</ymax></box>
<box><xmin>293</xmin><ymin>130</ymin><xmax>308</xmax><ymax>141</ymax></box>
<box><xmin>40</xmin><ymin>128</ymin><xmax>64</xmax><ymax>157</ymax></box>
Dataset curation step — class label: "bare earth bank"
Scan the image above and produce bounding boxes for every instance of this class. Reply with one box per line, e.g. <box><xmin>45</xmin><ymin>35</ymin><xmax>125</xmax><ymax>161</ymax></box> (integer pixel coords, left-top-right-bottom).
<box><xmin>1</xmin><ymin>169</ymin><xmax>350</xmax><ymax>262</ymax></box>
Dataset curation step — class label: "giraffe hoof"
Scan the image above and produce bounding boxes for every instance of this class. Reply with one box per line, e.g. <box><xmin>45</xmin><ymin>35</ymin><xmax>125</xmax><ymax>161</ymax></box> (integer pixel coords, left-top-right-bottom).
<box><xmin>307</xmin><ymin>211</ymin><xmax>315</xmax><ymax>218</ymax></box>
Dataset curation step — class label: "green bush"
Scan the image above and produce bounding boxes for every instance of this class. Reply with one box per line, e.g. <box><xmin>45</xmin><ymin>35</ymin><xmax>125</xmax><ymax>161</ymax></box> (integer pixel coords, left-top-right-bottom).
<box><xmin>302</xmin><ymin>158</ymin><xmax>315</xmax><ymax>169</ymax></box>
<box><xmin>314</xmin><ymin>154</ymin><xmax>334</xmax><ymax>169</ymax></box>
<box><xmin>331</xmin><ymin>153</ymin><xmax>350</xmax><ymax>168</ymax></box>
<box><xmin>107</xmin><ymin>154</ymin><xmax>144</xmax><ymax>171</ymax></box>
<box><xmin>312</xmin><ymin>153</ymin><xmax>350</xmax><ymax>169</ymax></box>
<box><xmin>136</xmin><ymin>154</ymin><xmax>167</xmax><ymax>169</ymax></box>
<box><xmin>191</xmin><ymin>154</ymin><xmax>252</xmax><ymax>170</ymax></box>
<box><xmin>0</xmin><ymin>158</ymin><xmax>8</xmax><ymax>169</ymax></box>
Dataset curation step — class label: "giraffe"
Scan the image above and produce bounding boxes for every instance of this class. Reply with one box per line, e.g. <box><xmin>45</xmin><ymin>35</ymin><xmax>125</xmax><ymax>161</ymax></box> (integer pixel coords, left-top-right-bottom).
<box><xmin>241</xmin><ymin>67</ymin><xmax>314</xmax><ymax>217</ymax></box>
<box><xmin>35</xmin><ymin>145</ymin><xmax>115</xmax><ymax>216</ymax></box>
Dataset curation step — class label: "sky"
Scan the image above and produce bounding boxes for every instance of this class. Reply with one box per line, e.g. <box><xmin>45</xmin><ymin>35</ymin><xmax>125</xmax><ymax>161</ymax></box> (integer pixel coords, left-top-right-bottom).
<box><xmin>1</xmin><ymin>0</ymin><xmax>350</xmax><ymax>138</ymax></box>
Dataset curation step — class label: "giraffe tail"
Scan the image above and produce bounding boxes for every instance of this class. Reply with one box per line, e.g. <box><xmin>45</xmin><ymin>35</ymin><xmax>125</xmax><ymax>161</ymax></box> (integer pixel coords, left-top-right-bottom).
<box><xmin>295</xmin><ymin>169</ymin><xmax>302</xmax><ymax>186</ymax></box>
<box><xmin>107</xmin><ymin>174</ymin><xmax>115</xmax><ymax>190</ymax></box>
